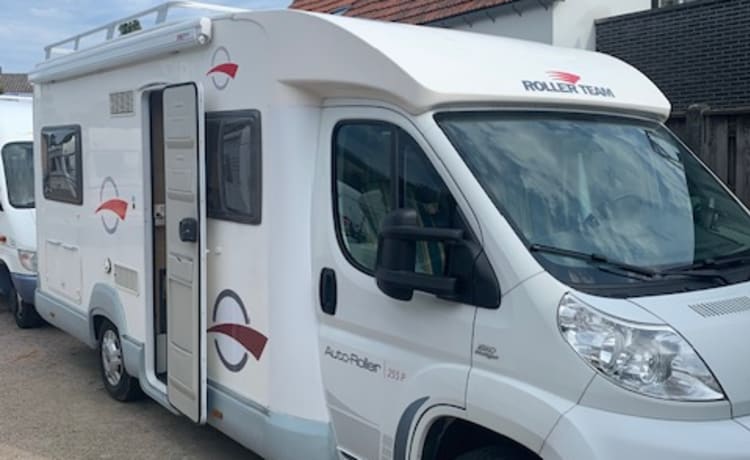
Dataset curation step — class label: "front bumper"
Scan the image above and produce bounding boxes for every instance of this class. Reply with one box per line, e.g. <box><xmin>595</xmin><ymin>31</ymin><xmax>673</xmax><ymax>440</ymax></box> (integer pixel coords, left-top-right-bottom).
<box><xmin>11</xmin><ymin>272</ymin><xmax>37</xmax><ymax>305</ymax></box>
<box><xmin>541</xmin><ymin>405</ymin><xmax>750</xmax><ymax>460</ymax></box>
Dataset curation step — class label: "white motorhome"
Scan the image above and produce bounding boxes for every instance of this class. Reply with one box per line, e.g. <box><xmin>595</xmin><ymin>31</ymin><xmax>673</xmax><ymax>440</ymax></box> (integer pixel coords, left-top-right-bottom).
<box><xmin>0</xmin><ymin>96</ymin><xmax>40</xmax><ymax>328</ymax></box>
<box><xmin>29</xmin><ymin>2</ymin><xmax>750</xmax><ymax>459</ymax></box>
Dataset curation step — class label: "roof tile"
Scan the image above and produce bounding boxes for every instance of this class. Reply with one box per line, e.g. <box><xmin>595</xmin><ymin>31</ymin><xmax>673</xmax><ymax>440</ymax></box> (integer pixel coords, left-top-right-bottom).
<box><xmin>290</xmin><ymin>0</ymin><xmax>514</xmax><ymax>24</ymax></box>
<box><xmin>0</xmin><ymin>74</ymin><xmax>32</xmax><ymax>94</ymax></box>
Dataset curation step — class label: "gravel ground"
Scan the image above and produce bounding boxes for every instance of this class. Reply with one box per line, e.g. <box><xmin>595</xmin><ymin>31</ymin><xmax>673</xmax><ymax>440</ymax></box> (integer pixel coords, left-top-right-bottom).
<box><xmin>0</xmin><ymin>308</ymin><xmax>260</xmax><ymax>460</ymax></box>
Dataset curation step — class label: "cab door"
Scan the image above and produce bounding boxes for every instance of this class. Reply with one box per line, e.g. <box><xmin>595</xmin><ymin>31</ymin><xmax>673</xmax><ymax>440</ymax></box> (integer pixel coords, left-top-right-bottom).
<box><xmin>162</xmin><ymin>82</ymin><xmax>208</xmax><ymax>423</ymax></box>
<box><xmin>312</xmin><ymin>107</ymin><xmax>479</xmax><ymax>460</ymax></box>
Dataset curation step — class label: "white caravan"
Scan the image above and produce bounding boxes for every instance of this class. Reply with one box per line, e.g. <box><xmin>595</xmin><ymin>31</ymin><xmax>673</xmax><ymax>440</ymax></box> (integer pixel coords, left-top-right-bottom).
<box><xmin>30</xmin><ymin>2</ymin><xmax>750</xmax><ymax>459</ymax></box>
<box><xmin>0</xmin><ymin>96</ymin><xmax>40</xmax><ymax>328</ymax></box>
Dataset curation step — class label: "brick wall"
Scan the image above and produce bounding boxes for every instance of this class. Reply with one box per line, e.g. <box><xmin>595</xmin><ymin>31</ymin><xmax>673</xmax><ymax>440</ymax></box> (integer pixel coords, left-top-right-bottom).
<box><xmin>596</xmin><ymin>0</ymin><xmax>750</xmax><ymax>113</ymax></box>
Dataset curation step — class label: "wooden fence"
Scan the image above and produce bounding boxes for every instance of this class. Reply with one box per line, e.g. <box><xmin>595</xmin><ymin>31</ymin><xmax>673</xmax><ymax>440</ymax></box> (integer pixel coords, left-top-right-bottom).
<box><xmin>667</xmin><ymin>105</ymin><xmax>750</xmax><ymax>205</ymax></box>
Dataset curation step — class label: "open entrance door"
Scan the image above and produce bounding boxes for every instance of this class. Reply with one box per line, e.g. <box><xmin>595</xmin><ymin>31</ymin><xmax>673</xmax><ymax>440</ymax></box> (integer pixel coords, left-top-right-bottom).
<box><xmin>162</xmin><ymin>82</ymin><xmax>207</xmax><ymax>423</ymax></box>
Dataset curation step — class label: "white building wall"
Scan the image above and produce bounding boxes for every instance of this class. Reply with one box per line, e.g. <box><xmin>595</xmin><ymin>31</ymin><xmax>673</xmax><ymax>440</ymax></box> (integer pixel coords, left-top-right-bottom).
<box><xmin>552</xmin><ymin>0</ymin><xmax>652</xmax><ymax>50</ymax></box>
<box><xmin>440</xmin><ymin>0</ymin><xmax>651</xmax><ymax>51</ymax></box>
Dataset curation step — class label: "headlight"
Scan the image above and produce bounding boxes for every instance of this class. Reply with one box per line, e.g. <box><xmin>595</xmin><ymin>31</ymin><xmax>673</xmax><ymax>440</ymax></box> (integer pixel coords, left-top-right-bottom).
<box><xmin>558</xmin><ymin>293</ymin><xmax>724</xmax><ymax>401</ymax></box>
<box><xmin>18</xmin><ymin>249</ymin><xmax>37</xmax><ymax>273</ymax></box>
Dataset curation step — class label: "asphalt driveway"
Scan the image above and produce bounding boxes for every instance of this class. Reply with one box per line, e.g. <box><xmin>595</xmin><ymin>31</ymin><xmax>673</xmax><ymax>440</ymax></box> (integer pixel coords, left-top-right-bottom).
<box><xmin>0</xmin><ymin>309</ymin><xmax>260</xmax><ymax>459</ymax></box>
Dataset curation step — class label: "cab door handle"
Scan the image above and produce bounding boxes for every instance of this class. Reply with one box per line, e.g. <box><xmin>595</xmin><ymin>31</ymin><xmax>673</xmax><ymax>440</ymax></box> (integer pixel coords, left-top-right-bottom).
<box><xmin>319</xmin><ymin>268</ymin><xmax>337</xmax><ymax>315</ymax></box>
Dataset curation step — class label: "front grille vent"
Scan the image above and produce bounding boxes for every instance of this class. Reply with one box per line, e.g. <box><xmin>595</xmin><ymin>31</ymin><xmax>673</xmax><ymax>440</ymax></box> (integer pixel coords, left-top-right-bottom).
<box><xmin>690</xmin><ymin>296</ymin><xmax>750</xmax><ymax>317</ymax></box>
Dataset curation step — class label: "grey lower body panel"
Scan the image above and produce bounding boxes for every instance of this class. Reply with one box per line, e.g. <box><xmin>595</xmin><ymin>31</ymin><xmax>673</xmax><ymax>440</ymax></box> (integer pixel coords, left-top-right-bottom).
<box><xmin>121</xmin><ymin>334</ymin><xmax>177</xmax><ymax>414</ymax></box>
<box><xmin>11</xmin><ymin>273</ymin><xmax>36</xmax><ymax>304</ymax></box>
<box><xmin>121</xmin><ymin>336</ymin><xmax>336</xmax><ymax>459</ymax></box>
<box><xmin>207</xmin><ymin>380</ymin><xmax>337</xmax><ymax>460</ymax></box>
<box><xmin>35</xmin><ymin>290</ymin><xmax>95</xmax><ymax>348</ymax></box>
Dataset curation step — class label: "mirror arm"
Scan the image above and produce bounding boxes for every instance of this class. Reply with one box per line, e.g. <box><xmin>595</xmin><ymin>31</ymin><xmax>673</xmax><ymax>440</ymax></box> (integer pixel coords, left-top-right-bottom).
<box><xmin>376</xmin><ymin>268</ymin><xmax>458</xmax><ymax>298</ymax></box>
<box><xmin>380</xmin><ymin>225</ymin><xmax>464</xmax><ymax>243</ymax></box>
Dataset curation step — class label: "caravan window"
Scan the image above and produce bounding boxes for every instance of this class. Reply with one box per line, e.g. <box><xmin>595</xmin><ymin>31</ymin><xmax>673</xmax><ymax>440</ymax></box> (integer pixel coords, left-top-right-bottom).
<box><xmin>206</xmin><ymin>110</ymin><xmax>262</xmax><ymax>224</ymax></box>
<box><xmin>42</xmin><ymin>125</ymin><xmax>82</xmax><ymax>205</ymax></box>
<box><xmin>333</xmin><ymin>121</ymin><xmax>462</xmax><ymax>274</ymax></box>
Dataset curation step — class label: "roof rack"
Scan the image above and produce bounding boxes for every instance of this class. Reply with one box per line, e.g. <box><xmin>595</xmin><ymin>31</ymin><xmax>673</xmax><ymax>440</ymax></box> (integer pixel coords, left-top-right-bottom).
<box><xmin>44</xmin><ymin>1</ymin><xmax>248</xmax><ymax>60</ymax></box>
<box><xmin>0</xmin><ymin>95</ymin><xmax>32</xmax><ymax>102</ymax></box>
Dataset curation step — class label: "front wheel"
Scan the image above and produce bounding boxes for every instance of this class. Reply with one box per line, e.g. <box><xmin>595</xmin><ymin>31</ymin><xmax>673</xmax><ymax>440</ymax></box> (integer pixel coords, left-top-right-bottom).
<box><xmin>456</xmin><ymin>446</ymin><xmax>535</xmax><ymax>460</ymax></box>
<box><xmin>98</xmin><ymin>320</ymin><xmax>142</xmax><ymax>402</ymax></box>
<box><xmin>9</xmin><ymin>285</ymin><xmax>43</xmax><ymax>329</ymax></box>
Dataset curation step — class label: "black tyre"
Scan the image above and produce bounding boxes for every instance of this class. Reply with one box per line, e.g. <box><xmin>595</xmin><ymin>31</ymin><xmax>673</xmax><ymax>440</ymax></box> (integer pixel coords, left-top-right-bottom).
<box><xmin>9</xmin><ymin>284</ymin><xmax>43</xmax><ymax>329</ymax></box>
<box><xmin>456</xmin><ymin>446</ymin><xmax>531</xmax><ymax>460</ymax></box>
<box><xmin>98</xmin><ymin>319</ymin><xmax>142</xmax><ymax>402</ymax></box>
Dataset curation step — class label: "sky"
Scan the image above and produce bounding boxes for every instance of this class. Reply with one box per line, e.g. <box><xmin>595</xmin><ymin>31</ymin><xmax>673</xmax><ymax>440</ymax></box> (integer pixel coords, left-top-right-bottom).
<box><xmin>0</xmin><ymin>0</ymin><xmax>292</xmax><ymax>73</ymax></box>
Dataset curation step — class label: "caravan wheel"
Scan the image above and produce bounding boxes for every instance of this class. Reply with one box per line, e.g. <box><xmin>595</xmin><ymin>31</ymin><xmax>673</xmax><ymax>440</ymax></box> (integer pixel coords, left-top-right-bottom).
<box><xmin>98</xmin><ymin>320</ymin><xmax>142</xmax><ymax>402</ymax></box>
<box><xmin>9</xmin><ymin>285</ymin><xmax>43</xmax><ymax>329</ymax></box>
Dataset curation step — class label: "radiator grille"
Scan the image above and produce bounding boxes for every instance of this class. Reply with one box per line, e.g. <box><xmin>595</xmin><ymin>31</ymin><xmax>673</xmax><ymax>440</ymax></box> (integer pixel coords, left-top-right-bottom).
<box><xmin>690</xmin><ymin>296</ymin><xmax>750</xmax><ymax>317</ymax></box>
<box><xmin>109</xmin><ymin>91</ymin><xmax>134</xmax><ymax>115</ymax></box>
<box><xmin>114</xmin><ymin>264</ymin><xmax>139</xmax><ymax>295</ymax></box>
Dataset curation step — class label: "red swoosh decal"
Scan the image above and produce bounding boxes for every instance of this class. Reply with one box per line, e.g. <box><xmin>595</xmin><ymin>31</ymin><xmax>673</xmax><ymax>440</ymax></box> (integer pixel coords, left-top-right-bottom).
<box><xmin>208</xmin><ymin>323</ymin><xmax>268</xmax><ymax>360</ymax></box>
<box><xmin>95</xmin><ymin>198</ymin><xmax>128</xmax><ymax>220</ymax></box>
<box><xmin>207</xmin><ymin>63</ymin><xmax>239</xmax><ymax>79</ymax></box>
<box><xmin>547</xmin><ymin>71</ymin><xmax>581</xmax><ymax>85</ymax></box>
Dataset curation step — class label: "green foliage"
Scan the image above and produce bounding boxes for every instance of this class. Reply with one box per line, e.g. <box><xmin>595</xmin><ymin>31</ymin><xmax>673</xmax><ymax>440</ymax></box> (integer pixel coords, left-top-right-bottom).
<box><xmin>118</xmin><ymin>19</ymin><xmax>142</xmax><ymax>36</ymax></box>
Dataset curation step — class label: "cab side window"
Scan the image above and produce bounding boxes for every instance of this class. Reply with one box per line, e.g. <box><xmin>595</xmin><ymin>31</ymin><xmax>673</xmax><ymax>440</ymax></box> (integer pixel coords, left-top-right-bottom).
<box><xmin>334</xmin><ymin>121</ymin><xmax>460</xmax><ymax>275</ymax></box>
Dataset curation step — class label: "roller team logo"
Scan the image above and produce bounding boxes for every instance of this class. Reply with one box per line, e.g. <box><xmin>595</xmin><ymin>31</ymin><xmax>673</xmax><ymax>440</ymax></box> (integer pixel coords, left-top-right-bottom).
<box><xmin>207</xmin><ymin>46</ymin><xmax>239</xmax><ymax>90</ymax></box>
<box><xmin>208</xmin><ymin>290</ymin><xmax>268</xmax><ymax>372</ymax></box>
<box><xmin>95</xmin><ymin>177</ymin><xmax>128</xmax><ymax>235</ymax></box>
<box><xmin>522</xmin><ymin>71</ymin><xmax>616</xmax><ymax>98</ymax></box>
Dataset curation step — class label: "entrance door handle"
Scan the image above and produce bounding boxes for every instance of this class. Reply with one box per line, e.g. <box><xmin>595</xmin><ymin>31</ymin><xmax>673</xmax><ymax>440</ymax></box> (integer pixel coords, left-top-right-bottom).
<box><xmin>179</xmin><ymin>217</ymin><xmax>198</xmax><ymax>242</ymax></box>
<box><xmin>319</xmin><ymin>268</ymin><xmax>337</xmax><ymax>315</ymax></box>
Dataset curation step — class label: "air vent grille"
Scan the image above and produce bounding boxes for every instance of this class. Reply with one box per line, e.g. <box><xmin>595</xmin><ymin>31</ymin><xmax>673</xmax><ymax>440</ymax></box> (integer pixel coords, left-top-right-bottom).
<box><xmin>109</xmin><ymin>91</ymin><xmax>134</xmax><ymax>115</ymax></box>
<box><xmin>690</xmin><ymin>296</ymin><xmax>750</xmax><ymax>317</ymax></box>
<box><xmin>114</xmin><ymin>264</ymin><xmax>139</xmax><ymax>295</ymax></box>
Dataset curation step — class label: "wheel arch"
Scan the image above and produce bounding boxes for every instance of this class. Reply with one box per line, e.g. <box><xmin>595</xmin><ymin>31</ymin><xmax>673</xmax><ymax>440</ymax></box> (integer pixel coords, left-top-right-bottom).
<box><xmin>88</xmin><ymin>283</ymin><xmax>128</xmax><ymax>345</ymax></box>
<box><xmin>413</xmin><ymin>406</ymin><xmax>542</xmax><ymax>460</ymax></box>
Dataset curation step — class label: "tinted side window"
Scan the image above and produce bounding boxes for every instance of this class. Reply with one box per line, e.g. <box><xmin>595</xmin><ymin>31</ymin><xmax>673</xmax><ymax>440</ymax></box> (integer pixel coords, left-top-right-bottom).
<box><xmin>42</xmin><ymin>125</ymin><xmax>82</xmax><ymax>205</ymax></box>
<box><xmin>2</xmin><ymin>142</ymin><xmax>34</xmax><ymax>209</ymax></box>
<box><xmin>334</xmin><ymin>121</ymin><xmax>460</xmax><ymax>274</ymax></box>
<box><xmin>205</xmin><ymin>110</ymin><xmax>262</xmax><ymax>224</ymax></box>
<box><xmin>335</xmin><ymin>123</ymin><xmax>394</xmax><ymax>272</ymax></box>
<box><xmin>400</xmin><ymin>135</ymin><xmax>460</xmax><ymax>274</ymax></box>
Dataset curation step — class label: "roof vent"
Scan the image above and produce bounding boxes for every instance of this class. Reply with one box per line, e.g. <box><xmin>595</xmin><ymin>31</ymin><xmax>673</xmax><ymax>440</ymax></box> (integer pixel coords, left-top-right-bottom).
<box><xmin>110</xmin><ymin>90</ymin><xmax>134</xmax><ymax>116</ymax></box>
<box><xmin>690</xmin><ymin>296</ymin><xmax>750</xmax><ymax>317</ymax></box>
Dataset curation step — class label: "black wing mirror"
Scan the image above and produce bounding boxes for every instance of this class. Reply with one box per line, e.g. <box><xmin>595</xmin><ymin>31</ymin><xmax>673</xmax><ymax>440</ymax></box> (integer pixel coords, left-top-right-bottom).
<box><xmin>375</xmin><ymin>209</ymin><xmax>500</xmax><ymax>308</ymax></box>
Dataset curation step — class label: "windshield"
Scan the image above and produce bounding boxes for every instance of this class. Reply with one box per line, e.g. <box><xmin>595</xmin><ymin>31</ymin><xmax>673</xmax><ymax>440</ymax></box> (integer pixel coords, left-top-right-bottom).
<box><xmin>437</xmin><ymin>112</ymin><xmax>750</xmax><ymax>291</ymax></box>
<box><xmin>2</xmin><ymin>142</ymin><xmax>34</xmax><ymax>209</ymax></box>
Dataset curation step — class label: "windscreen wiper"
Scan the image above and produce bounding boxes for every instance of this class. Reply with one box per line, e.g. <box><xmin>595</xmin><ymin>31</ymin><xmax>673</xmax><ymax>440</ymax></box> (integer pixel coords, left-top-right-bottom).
<box><xmin>529</xmin><ymin>244</ymin><xmax>658</xmax><ymax>278</ymax></box>
<box><xmin>670</xmin><ymin>247</ymin><xmax>750</xmax><ymax>271</ymax></box>
<box><xmin>529</xmin><ymin>243</ymin><xmax>728</xmax><ymax>285</ymax></box>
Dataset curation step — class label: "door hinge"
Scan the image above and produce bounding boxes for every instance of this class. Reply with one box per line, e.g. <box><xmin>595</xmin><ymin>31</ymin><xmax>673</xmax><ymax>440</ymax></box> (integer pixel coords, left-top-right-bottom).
<box><xmin>154</xmin><ymin>203</ymin><xmax>166</xmax><ymax>227</ymax></box>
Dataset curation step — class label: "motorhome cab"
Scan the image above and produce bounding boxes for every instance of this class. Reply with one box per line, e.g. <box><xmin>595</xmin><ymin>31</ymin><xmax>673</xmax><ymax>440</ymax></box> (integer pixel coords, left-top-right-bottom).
<box><xmin>29</xmin><ymin>2</ymin><xmax>750</xmax><ymax>459</ymax></box>
<box><xmin>0</xmin><ymin>96</ymin><xmax>40</xmax><ymax>329</ymax></box>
